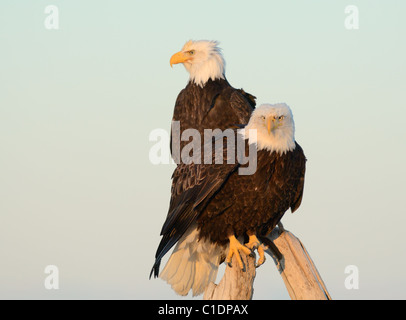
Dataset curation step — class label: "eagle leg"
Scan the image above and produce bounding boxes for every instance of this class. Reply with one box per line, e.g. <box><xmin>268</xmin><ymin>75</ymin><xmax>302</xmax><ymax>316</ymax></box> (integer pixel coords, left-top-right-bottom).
<box><xmin>226</xmin><ymin>235</ymin><xmax>252</xmax><ymax>269</ymax></box>
<box><xmin>245</xmin><ymin>234</ymin><xmax>266</xmax><ymax>268</ymax></box>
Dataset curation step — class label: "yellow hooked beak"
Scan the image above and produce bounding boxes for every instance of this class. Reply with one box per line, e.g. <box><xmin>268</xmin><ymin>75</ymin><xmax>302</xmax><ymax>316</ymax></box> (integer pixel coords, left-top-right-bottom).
<box><xmin>267</xmin><ymin>117</ymin><xmax>281</xmax><ymax>134</ymax></box>
<box><xmin>170</xmin><ymin>51</ymin><xmax>192</xmax><ymax>67</ymax></box>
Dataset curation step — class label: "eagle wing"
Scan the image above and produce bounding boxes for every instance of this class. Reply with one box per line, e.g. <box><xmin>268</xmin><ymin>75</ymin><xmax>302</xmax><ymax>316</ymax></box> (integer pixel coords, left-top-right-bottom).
<box><xmin>290</xmin><ymin>143</ymin><xmax>307</xmax><ymax>213</ymax></box>
<box><xmin>229</xmin><ymin>89</ymin><xmax>256</xmax><ymax>123</ymax></box>
<box><xmin>202</xmin><ymin>88</ymin><xmax>255</xmax><ymax>127</ymax></box>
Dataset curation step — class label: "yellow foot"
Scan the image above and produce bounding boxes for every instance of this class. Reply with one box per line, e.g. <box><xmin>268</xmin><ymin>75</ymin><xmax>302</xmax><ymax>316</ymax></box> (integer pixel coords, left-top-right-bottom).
<box><xmin>246</xmin><ymin>235</ymin><xmax>266</xmax><ymax>268</ymax></box>
<box><xmin>226</xmin><ymin>235</ymin><xmax>252</xmax><ymax>269</ymax></box>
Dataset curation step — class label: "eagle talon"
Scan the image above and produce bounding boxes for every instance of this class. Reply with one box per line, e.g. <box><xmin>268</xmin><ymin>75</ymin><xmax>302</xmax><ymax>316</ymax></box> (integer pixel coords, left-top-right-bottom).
<box><xmin>226</xmin><ymin>235</ymin><xmax>252</xmax><ymax>270</ymax></box>
<box><xmin>256</xmin><ymin>244</ymin><xmax>266</xmax><ymax>267</ymax></box>
<box><xmin>246</xmin><ymin>235</ymin><xmax>260</xmax><ymax>250</ymax></box>
<box><xmin>246</xmin><ymin>234</ymin><xmax>266</xmax><ymax>268</ymax></box>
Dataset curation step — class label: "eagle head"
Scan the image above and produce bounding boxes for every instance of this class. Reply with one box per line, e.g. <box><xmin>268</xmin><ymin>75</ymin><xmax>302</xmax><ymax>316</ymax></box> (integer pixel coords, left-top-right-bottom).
<box><xmin>170</xmin><ymin>40</ymin><xmax>225</xmax><ymax>87</ymax></box>
<box><xmin>241</xmin><ymin>103</ymin><xmax>296</xmax><ymax>155</ymax></box>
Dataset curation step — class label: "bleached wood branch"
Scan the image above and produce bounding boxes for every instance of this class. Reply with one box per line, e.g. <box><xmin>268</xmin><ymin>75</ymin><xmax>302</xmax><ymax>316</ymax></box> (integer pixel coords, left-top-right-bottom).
<box><xmin>203</xmin><ymin>252</ymin><xmax>256</xmax><ymax>300</ymax></box>
<box><xmin>203</xmin><ymin>226</ymin><xmax>331</xmax><ymax>300</ymax></box>
<box><xmin>266</xmin><ymin>226</ymin><xmax>331</xmax><ymax>300</ymax></box>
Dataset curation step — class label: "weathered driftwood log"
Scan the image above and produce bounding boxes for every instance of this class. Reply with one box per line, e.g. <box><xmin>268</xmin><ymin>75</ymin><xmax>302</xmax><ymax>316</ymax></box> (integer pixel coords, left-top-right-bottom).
<box><xmin>203</xmin><ymin>251</ymin><xmax>256</xmax><ymax>300</ymax></box>
<box><xmin>203</xmin><ymin>226</ymin><xmax>331</xmax><ymax>300</ymax></box>
<box><xmin>267</xmin><ymin>226</ymin><xmax>331</xmax><ymax>300</ymax></box>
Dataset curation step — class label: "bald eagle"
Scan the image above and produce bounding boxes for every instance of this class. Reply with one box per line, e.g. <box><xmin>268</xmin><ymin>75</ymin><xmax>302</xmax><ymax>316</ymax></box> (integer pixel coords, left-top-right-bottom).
<box><xmin>150</xmin><ymin>103</ymin><xmax>307</xmax><ymax>296</ymax></box>
<box><xmin>169</xmin><ymin>40</ymin><xmax>256</xmax><ymax>155</ymax></box>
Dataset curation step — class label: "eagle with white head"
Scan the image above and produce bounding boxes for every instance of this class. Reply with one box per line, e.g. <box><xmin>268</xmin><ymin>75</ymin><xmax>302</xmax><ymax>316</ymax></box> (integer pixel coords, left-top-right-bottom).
<box><xmin>151</xmin><ymin>103</ymin><xmax>307</xmax><ymax>297</ymax></box>
<box><xmin>168</xmin><ymin>40</ymin><xmax>256</xmax><ymax>155</ymax></box>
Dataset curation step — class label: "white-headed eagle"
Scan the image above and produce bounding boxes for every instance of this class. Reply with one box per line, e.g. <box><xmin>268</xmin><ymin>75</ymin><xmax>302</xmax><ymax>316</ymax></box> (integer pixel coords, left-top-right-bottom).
<box><xmin>151</xmin><ymin>103</ymin><xmax>307</xmax><ymax>296</ymax></box>
<box><xmin>168</xmin><ymin>40</ymin><xmax>256</xmax><ymax>154</ymax></box>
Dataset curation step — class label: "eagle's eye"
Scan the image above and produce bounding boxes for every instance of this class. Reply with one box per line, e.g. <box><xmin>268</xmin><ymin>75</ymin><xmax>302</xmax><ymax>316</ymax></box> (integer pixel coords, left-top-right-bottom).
<box><xmin>279</xmin><ymin>115</ymin><xmax>285</xmax><ymax>120</ymax></box>
<box><xmin>189</xmin><ymin>50</ymin><xmax>195</xmax><ymax>55</ymax></box>
<box><xmin>260</xmin><ymin>116</ymin><xmax>265</xmax><ymax>120</ymax></box>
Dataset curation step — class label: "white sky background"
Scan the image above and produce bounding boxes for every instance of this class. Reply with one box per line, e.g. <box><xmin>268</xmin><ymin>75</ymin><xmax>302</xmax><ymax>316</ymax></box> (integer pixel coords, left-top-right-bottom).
<box><xmin>0</xmin><ymin>0</ymin><xmax>405</xmax><ymax>299</ymax></box>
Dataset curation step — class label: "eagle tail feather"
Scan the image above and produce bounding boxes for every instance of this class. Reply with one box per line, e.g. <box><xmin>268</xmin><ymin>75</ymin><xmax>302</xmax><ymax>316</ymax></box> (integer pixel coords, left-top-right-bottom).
<box><xmin>159</xmin><ymin>227</ymin><xmax>223</xmax><ymax>296</ymax></box>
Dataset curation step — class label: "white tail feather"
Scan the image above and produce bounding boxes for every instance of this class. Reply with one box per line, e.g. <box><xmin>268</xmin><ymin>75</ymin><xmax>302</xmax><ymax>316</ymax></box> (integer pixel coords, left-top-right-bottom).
<box><xmin>160</xmin><ymin>227</ymin><xmax>223</xmax><ymax>296</ymax></box>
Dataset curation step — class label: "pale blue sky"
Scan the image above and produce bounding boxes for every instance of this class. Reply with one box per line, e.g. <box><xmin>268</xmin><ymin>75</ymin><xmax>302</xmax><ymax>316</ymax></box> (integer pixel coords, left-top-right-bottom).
<box><xmin>0</xmin><ymin>0</ymin><xmax>405</xmax><ymax>299</ymax></box>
